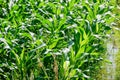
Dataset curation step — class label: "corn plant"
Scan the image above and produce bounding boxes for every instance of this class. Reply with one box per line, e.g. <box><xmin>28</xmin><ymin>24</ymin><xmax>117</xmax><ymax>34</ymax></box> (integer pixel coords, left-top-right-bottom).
<box><xmin>0</xmin><ymin>0</ymin><xmax>117</xmax><ymax>80</ymax></box>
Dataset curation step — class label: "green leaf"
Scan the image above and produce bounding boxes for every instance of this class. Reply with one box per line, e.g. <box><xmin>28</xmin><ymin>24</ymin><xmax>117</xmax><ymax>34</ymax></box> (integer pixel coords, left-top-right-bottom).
<box><xmin>20</xmin><ymin>32</ymin><xmax>32</xmax><ymax>40</ymax></box>
<box><xmin>20</xmin><ymin>47</ymin><xmax>25</xmax><ymax>61</ymax></box>
<box><xmin>96</xmin><ymin>22</ymin><xmax>99</xmax><ymax>33</ymax></box>
<box><xmin>49</xmin><ymin>38</ymin><xmax>63</xmax><ymax>49</ymax></box>
<box><xmin>11</xmin><ymin>50</ymin><xmax>20</xmax><ymax>65</ymax></box>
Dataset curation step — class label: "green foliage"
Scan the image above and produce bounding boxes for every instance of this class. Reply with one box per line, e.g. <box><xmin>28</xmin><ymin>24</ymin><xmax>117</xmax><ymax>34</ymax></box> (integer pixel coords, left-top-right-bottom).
<box><xmin>0</xmin><ymin>0</ymin><xmax>117</xmax><ymax>80</ymax></box>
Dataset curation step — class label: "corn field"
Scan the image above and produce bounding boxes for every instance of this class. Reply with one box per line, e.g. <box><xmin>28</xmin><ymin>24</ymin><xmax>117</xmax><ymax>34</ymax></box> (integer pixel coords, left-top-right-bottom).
<box><xmin>0</xmin><ymin>0</ymin><xmax>120</xmax><ymax>80</ymax></box>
